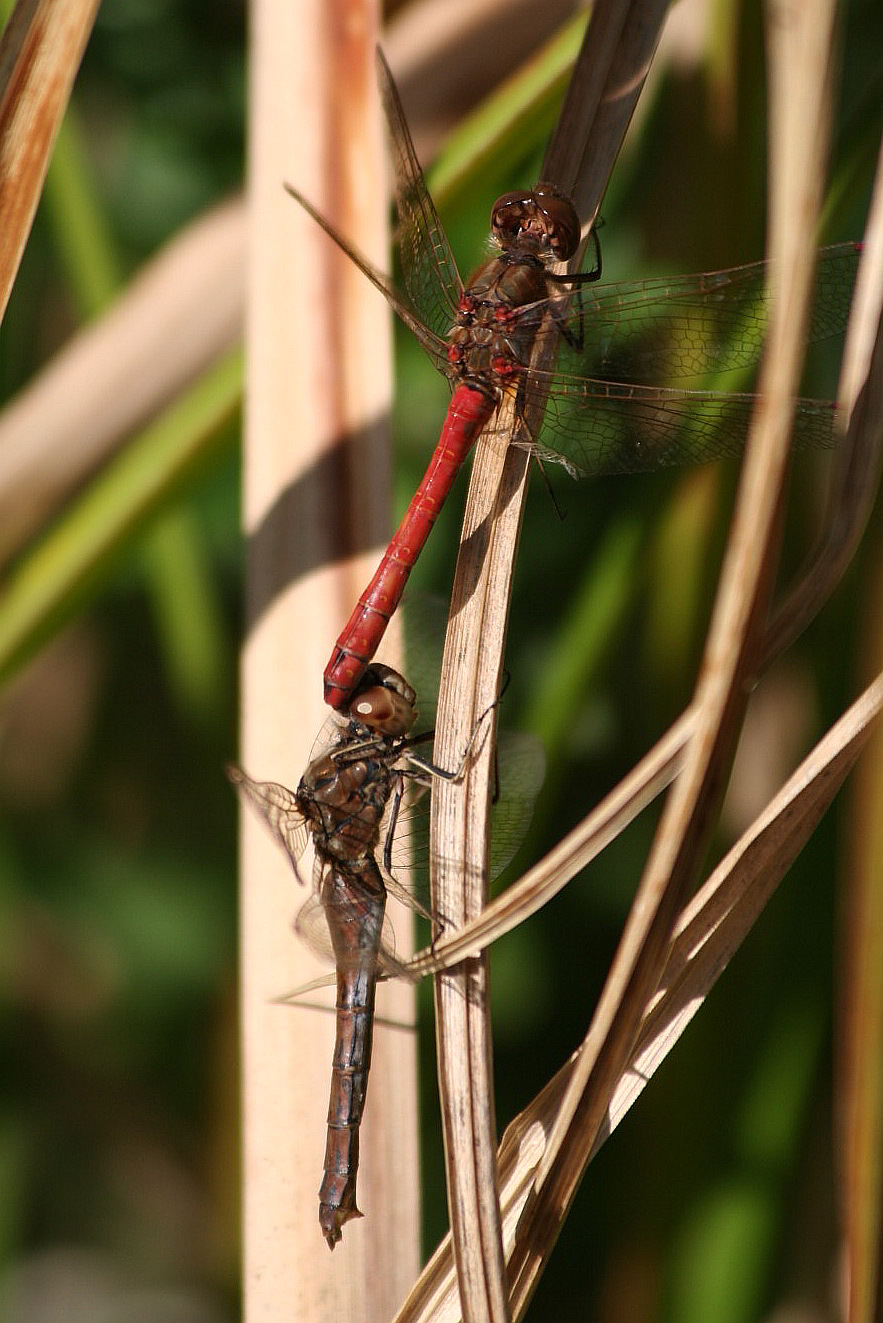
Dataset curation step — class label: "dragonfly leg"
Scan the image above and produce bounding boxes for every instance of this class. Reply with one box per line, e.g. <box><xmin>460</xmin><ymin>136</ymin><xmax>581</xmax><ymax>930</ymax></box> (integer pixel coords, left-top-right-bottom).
<box><xmin>511</xmin><ymin>397</ymin><xmax>583</xmax><ymax>480</ymax></box>
<box><xmin>550</xmin><ymin>280</ymin><xmax>585</xmax><ymax>352</ymax></box>
<box><xmin>403</xmin><ymin>679</ymin><xmax>507</xmax><ymax>784</ymax></box>
<box><xmin>546</xmin><ymin>221</ymin><xmax>602</xmax><ymax>288</ymax></box>
<box><xmin>383</xmin><ymin>776</ymin><xmax>405</xmax><ymax>878</ymax></box>
<box><xmin>382</xmin><ymin>773</ymin><xmax>438</xmax><ymax>926</ymax></box>
<box><xmin>329</xmin><ymin>731</ymin><xmax>391</xmax><ymax>764</ymax></box>
<box><xmin>545</xmin><ymin>223</ymin><xmax>603</xmax><ymax>355</ymax></box>
<box><xmin>534</xmin><ymin>451</ymin><xmax>568</xmax><ymax>520</ymax></box>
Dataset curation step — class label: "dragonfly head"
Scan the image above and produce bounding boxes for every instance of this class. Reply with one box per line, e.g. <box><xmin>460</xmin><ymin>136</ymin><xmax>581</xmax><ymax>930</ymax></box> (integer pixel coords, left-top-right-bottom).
<box><xmin>346</xmin><ymin>664</ymin><xmax>418</xmax><ymax>738</ymax></box>
<box><xmin>490</xmin><ymin>186</ymin><xmax>580</xmax><ymax>262</ymax></box>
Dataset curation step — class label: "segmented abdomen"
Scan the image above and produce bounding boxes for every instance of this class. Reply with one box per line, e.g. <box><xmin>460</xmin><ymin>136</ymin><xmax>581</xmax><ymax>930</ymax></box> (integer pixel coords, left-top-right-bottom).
<box><xmin>318</xmin><ymin>859</ymin><xmax>386</xmax><ymax>1249</ymax></box>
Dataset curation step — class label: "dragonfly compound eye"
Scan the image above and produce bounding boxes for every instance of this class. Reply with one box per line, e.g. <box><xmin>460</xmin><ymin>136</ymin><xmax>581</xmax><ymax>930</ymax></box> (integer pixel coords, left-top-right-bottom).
<box><xmin>360</xmin><ymin>663</ymin><xmax>416</xmax><ymax>706</ymax></box>
<box><xmin>531</xmin><ymin>186</ymin><xmax>581</xmax><ymax>259</ymax></box>
<box><xmin>349</xmin><ymin>664</ymin><xmax>417</xmax><ymax>736</ymax></box>
<box><xmin>490</xmin><ymin>191</ymin><xmax>536</xmax><ymax>247</ymax></box>
<box><xmin>491</xmin><ymin>188</ymin><xmax>581</xmax><ymax>261</ymax></box>
<box><xmin>349</xmin><ymin>686</ymin><xmax>416</xmax><ymax>737</ymax></box>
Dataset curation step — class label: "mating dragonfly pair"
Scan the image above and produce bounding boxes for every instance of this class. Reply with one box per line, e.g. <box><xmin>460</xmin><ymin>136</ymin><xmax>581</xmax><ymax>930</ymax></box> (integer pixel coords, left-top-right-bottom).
<box><xmin>233</xmin><ymin>50</ymin><xmax>858</xmax><ymax>1247</ymax></box>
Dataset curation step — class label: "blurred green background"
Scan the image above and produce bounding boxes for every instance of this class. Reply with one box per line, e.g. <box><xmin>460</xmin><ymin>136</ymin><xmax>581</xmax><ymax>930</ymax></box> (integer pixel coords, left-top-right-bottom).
<box><xmin>0</xmin><ymin>1</ymin><xmax>880</xmax><ymax>1320</ymax></box>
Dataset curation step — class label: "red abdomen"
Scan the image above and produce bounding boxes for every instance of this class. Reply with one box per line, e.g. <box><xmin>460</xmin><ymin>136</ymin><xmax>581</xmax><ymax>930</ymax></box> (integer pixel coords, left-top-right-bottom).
<box><xmin>323</xmin><ymin>384</ymin><xmax>493</xmax><ymax>709</ymax></box>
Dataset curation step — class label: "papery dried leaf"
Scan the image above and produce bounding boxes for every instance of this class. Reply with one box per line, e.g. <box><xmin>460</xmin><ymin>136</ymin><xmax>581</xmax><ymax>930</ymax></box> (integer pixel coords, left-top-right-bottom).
<box><xmin>0</xmin><ymin>0</ymin><xmax>101</xmax><ymax>320</ymax></box>
<box><xmin>395</xmin><ymin>668</ymin><xmax>883</xmax><ymax>1323</ymax></box>
<box><xmin>0</xmin><ymin>199</ymin><xmax>244</xmax><ymax>566</ymax></box>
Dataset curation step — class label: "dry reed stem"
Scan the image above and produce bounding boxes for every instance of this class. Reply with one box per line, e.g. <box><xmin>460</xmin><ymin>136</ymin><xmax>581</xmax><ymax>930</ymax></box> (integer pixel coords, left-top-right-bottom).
<box><xmin>842</xmin><ymin>601</ymin><xmax>883</xmax><ymax>1323</ymax></box>
<box><xmin>836</xmin><ymin>159</ymin><xmax>883</xmax><ymax>1321</ymax></box>
<box><xmin>0</xmin><ymin>0</ymin><xmax>101</xmax><ymax>320</ymax></box>
<box><xmin>394</xmin><ymin>665</ymin><xmax>883</xmax><ymax>1323</ymax></box>
<box><xmin>242</xmin><ymin>1</ymin><xmax>419</xmax><ymax>1318</ymax></box>
<box><xmin>617</xmin><ymin>670</ymin><xmax>883</xmax><ymax>1142</ymax></box>
<box><xmin>396</xmin><ymin>167</ymin><xmax>883</xmax><ymax>1318</ymax></box>
<box><xmin>491</xmin><ymin>7</ymin><xmax>840</xmax><ymax>1309</ymax></box>
<box><xmin>764</xmin><ymin>132</ymin><xmax>883</xmax><ymax>660</ymax></box>
<box><xmin>431</xmin><ymin>405</ymin><xmax>525</xmax><ymax>1323</ymax></box>
<box><xmin>0</xmin><ymin>198</ymin><xmax>244</xmax><ymax>566</ymax></box>
<box><xmin>428</xmin><ymin>2</ymin><xmax>669</xmax><ymax>1319</ymax></box>
<box><xmin>412</xmin><ymin>711</ymin><xmax>691</xmax><ymax>976</ymax></box>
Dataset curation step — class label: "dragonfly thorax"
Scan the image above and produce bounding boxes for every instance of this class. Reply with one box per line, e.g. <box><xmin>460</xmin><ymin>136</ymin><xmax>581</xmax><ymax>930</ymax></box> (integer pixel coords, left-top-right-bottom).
<box><xmin>297</xmin><ymin>749</ymin><xmax>394</xmax><ymax>867</ymax></box>
<box><xmin>449</xmin><ymin>254</ymin><xmax>550</xmax><ymax>389</ymax></box>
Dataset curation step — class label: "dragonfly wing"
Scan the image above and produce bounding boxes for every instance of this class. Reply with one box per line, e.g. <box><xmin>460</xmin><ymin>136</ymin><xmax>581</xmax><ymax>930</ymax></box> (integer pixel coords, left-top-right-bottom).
<box><xmin>274</xmin><ymin>972</ymin><xmax>338</xmax><ymax>1002</ymax></box>
<box><xmin>376</xmin><ymin>49</ymin><xmax>464</xmax><ymax>343</ymax></box>
<box><xmin>283</xmin><ymin>182</ymin><xmax>451</xmax><ymax>376</ymax></box>
<box><xmin>520</xmin><ymin>242</ymin><xmax>859</xmax><ymax>389</ymax></box>
<box><xmin>380</xmin><ymin>728</ymin><xmax>547</xmax><ymax>886</ymax></box>
<box><xmin>489</xmin><ymin>731</ymin><xmax>547</xmax><ymax>878</ymax></box>
<box><xmin>523</xmin><ymin>377</ymin><xmax>841</xmax><ymax>476</ymax></box>
<box><xmin>227</xmin><ymin>764</ymin><xmax>310</xmax><ymax>878</ymax></box>
<box><xmin>384</xmin><ymin>866</ymin><xmax>435</xmax><ymax>924</ymax></box>
<box><xmin>390</xmin><ymin>592</ymin><xmax>450</xmax><ymax>720</ymax></box>
<box><xmin>305</xmin><ymin>710</ymin><xmax>353</xmax><ymax>765</ymax></box>
<box><xmin>382</xmin><ymin>764</ymin><xmax>434</xmax><ymax>872</ymax></box>
<box><xmin>294</xmin><ymin>893</ymin><xmax>336</xmax><ymax>964</ymax></box>
<box><xmin>296</xmin><ymin>888</ymin><xmax>411</xmax><ymax>982</ymax></box>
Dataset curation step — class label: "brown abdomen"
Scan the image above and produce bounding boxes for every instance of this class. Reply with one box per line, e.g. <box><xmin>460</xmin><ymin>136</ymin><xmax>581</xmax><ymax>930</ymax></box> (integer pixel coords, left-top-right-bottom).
<box><xmin>318</xmin><ymin>861</ymin><xmax>386</xmax><ymax>1249</ymax></box>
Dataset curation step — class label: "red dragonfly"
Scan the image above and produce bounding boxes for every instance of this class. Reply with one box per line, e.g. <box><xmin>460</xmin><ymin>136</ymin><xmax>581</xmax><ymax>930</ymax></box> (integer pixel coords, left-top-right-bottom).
<box><xmin>230</xmin><ymin>660</ymin><xmax>541</xmax><ymax>1248</ymax></box>
<box><xmin>286</xmin><ymin>51</ymin><xmax>859</xmax><ymax>710</ymax></box>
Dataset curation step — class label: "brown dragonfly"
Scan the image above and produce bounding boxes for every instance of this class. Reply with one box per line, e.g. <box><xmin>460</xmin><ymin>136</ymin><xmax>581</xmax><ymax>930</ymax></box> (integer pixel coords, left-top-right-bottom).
<box><xmin>230</xmin><ymin>661</ymin><xmax>542</xmax><ymax>1248</ymax></box>
<box><xmin>286</xmin><ymin>50</ymin><xmax>859</xmax><ymax>711</ymax></box>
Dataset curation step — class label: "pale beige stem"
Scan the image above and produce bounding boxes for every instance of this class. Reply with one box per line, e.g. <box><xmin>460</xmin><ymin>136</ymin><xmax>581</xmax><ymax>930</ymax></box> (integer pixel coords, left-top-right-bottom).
<box><xmin>241</xmin><ymin>1</ymin><xmax>418</xmax><ymax>1318</ymax></box>
<box><xmin>428</xmin><ymin>2</ymin><xmax>670</xmax><ymax>1320</ymax></box>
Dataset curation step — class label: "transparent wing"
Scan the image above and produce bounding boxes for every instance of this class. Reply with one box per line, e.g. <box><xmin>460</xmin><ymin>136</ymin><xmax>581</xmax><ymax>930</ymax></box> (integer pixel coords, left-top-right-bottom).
<box><xmin>393</xmin><ymin>591</ymin><xmax>450</xmax><ymax>720</ymax></box>
<box><xmin>514</xmin><ymin>241</ymin><xmax>859</xmax><ymax>387</ymax></box>
<box><xmin>293</xmin><ymin>890</ymin><xmax>336</xmax><ymax>964</ymax></box>
<box><xmin>515</xmin><ymin>380</ymin><xmax>842</xmax><ymax>477</ymax></box>
<box><xmin>489</xmin><ymin>731</ymin><xmax>547</xmax><ymax>878</ymax></box>
<box><xmin>365</xmin><ymin>595</ymin><xmax>548</xmax><ymax>885</ymax></box>
<box><xmin>305</xmin><ymin>708</ymin><xmax>351</xmax><ymax>765</ymax></box>
<box><xmin>496</xmin><ymin>242</ymin><xmax>857</xmax><ymax>475</ymax></box>
<box><xmin>382</xmin><ymin>728</ymin><xmax>546</xmax><ymax>885</ymax></box>
<box><xmin>281</xmin><ymin>177</ymin><xmax>452</xmax><ymax>375</ymax></box>
<box><xmin>227</xmin><ymin>764</ymin><xmax>310</xmax><ymax>877</ymax></box>
<box><xmin>376</xmin><ymin>48</ymin><xmax>464</xmax><ymax>342</ymax></box>
<box><xmin>294</xmin><ymin>891</ymin><xmax>415</xmax><ymax>982</ymax></box>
